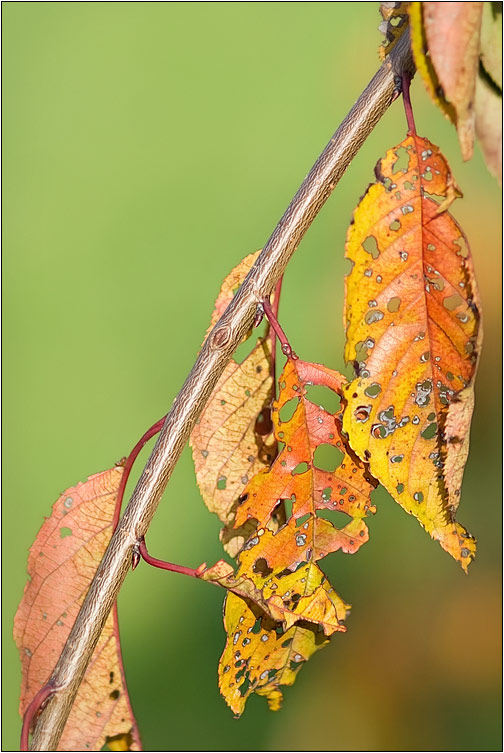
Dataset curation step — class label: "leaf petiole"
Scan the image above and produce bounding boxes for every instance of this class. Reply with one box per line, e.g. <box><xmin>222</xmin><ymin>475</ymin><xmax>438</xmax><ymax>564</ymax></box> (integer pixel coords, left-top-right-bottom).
<box><xmin>401</xmin><ymin>71</ymin><xmax>417</xmax><ymax>135</ymax></box>
<box><xmin>137</xmin><ymin>536</ymin><xmax>203</xmax><ymax>579</ymax></box>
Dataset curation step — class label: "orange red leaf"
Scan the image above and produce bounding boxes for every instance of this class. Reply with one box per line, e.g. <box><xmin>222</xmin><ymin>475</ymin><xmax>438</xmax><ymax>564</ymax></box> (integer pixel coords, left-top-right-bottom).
<box><xmin>14</xmin><ymin>468</ymin><xmax>141</xmax><ymax>751</ymax></box>
<box><xmin>343</xmin><ymin>133</ymin><xmax>481</xmax><ymax>570</ymax></box>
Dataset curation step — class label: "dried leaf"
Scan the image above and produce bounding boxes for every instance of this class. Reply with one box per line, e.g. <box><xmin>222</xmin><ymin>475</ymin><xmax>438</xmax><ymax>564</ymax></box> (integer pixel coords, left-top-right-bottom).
<box><xmin>409</xmin><ymin>2</ymin><xmax>484</xmax><ymax>160</ymax></box>
<box><xmin>343</xmin><ymin>133</ymin><xmax>481</xmax><ymax>571</ymax></box>
<box><xmin>444</xmin><ymin>386</ymin><xmax>475</xmax><ymax>503</ymax></box>
<box><xmin>409</xmin><ymin>2</ymin><xmax>456</xmax><ymax>122</ymax></box>
<box><xmin>219</xmin><ymin>590</ymin><xmax>342</xmax><ymax>717</ymax></box>
<box><xmin>479</xmin><ymin>1</ymin><xmax>503</xmax><ymax>90</ymax></box>
<box><xmin>14</xmin><ymin>469</ymin><xmax>141</xmax><ymax>751</ymax></box>
<box><xmin>475</xmin><ymin>3</ymin><xmax>503</xmax><ymax>183</ymax></box>
<box><xmin>191</xmin><ymin>252</ymin><xmax>276</xmax><ymax>556</ymax></box>
<box><xmin>475</xmin><ymin>71</ymin><xmax>503</xmax><ymax>183</ymax></box>
<box><xmin>378</xmin><ymin>2</ymin><xmax>410</xmax><ymax>60</ymax></box>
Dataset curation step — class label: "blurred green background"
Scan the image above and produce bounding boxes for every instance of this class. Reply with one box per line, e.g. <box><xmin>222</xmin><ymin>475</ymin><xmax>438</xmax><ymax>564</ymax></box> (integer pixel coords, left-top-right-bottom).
<box><xmin>3</xmin><ymin>3</ymin><xmax>501</xmax><ymax>751</ymax></box>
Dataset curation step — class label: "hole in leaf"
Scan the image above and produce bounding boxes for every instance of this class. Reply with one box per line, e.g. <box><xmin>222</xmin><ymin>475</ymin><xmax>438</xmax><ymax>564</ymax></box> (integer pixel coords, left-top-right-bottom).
<box><xmin>387</xmin><ymin>296</ymin><xmax>401</xmax><ymax>313</ymax></box>
<box><xmin>389</xmin><ymin>219</ymin><xmax>401</xmax><ymax>231</ymax></box>
<box><xmin>423</xmin><ymin>190</ymin><xmax>446</xmax><ymax>204</ymax></box>
<box><xmin>362</xmin><ymin>235</ymin><xmax>380</xmax><ymax>259</ymax></box>
<box><xmin>283</xmin><ymin>498</ymin><xmax>293</xmax><ymax>519</ymax></box>
<box><xmin>305</xmin><ymin>385</ymin><xmax>341</xmax><ymax>414</ymax></box>
<box><xmin>443</xmin><ymin>293</ymin><xmax>464</xmax><ymax>311</ymax></box>
<box><xmin>343</xmin><ymin>257</ymin><xmax>354</xmax><ymax>275</ymax></box>
<box><xmin>392</xmin><ymin>146</ymin><xmax>410</xmax><ymax>173</ymax></box>
<box><xmin>316</xmin><ymin>509</ymin><xmax>349</xmax><ymax>528</ymax></box>
<box><xmin>217</xmin><ymin>476</ymin><xmax>227</xmax><ymax>490</ymax></box>
<box><xmin>253</xmin><ymin>558</ymin><xmax>273</xmax><ymax>577</ymax></box>
<box><xmin>421</xmin><ymin>423</ymin><xmax>437</xmax><ymax>439</ymax></box>
<box><xmin>364</xmin><ymin>383</ymin><xmax>382</xmax><ymax>398</ymax></box>
<box><xmin>295</xmin><ymin>513</ymin><xmax>311</xmax><ymax>528</ymax></box>
<box><xmin>313</xmin><ymin>444</ymin><xmax>343</xmax><ymax>472</ymax></box>
<box><xmin>292</xmin><ymin>462</ymin><xmax>309</xmax><ymax>475</ymax></box>
<box><xmin>279</xmin><ymin>398</ymin><xmax>299</xmax><ymax>423</ymax></box>
<box><xmin>454</xmin><ymin>237</ymin><xmax>469</xmax><ymax>258</ymax></box>
<box><xmin>251</xmin><ymin>617</ymin><xmax>262</xmax><ymax>634</ymax></box>
<box><xmin>59</xmin><ymin>527</ymin><xmax>72</xmax><ymax>539</ymax></box>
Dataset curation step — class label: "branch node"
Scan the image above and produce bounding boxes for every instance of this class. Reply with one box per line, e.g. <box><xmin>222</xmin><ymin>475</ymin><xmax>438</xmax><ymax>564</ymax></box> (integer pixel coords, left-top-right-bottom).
<box><xmin>253</xmin><ymin>303</ymin><xmax>265</xmax><ymax>328</ymax></box>
<box><xmin>210</xmin><ymin>326</ymin><xmax>231</xmax><ymax>349</ymax></box>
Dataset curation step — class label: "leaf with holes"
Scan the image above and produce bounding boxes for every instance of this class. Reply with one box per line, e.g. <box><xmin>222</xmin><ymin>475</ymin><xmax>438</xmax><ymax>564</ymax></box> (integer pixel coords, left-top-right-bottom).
<box><xmin>216</xmin><ymin>355</ymin><xmax>376</xmax><ymax>712</ymax></box>
<box><xmin>219</xmin><ymin>575</ymin><xmax>350</xmax><ymax>717</ymax></box>
<box><xmin>13</xmin><ymin>468</ymin><xmax>141</xmax><ymax>751</ymax></box>
<box><xmin>190</xmin><ymin>251</ymin><xmax>277</xmax><ymax>557</ymax></box>
<box><xmin>378</xmin><ymin>2</ymin><xmax>410</xmax><ymax>60</ymax></box>
<box><xmin>343</xmin><ymin>133</ymin><xmax>481</xmax><ymax>571</ymax></box>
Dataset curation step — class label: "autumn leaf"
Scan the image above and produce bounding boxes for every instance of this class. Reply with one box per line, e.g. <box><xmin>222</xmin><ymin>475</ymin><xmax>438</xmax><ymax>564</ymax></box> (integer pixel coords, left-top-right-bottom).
<box><xmin>343</xmin><ymin>132</ymin><xmax>481</xmax><ymax>571</ymax></box>
<box><xmin>191</xmin><ymin>251</ymin><xmax>277</xmax><ymax>556</ymax></box>
<box><xmin>216</xmin><ymin>355</ymin><xmax>377</xmax><ymax>712</ymax></box>
<box><xmin>378</xmin><ymin>2</ymin><xmax>411</xmax><ymax>60</ymax></box>
<box><xmin>410</xmin><ymin>2</ymin><xmax>502</xmax><ymax>164</ymax></box>
<box><xmin>14</xmin><ymin>469</ymin><xmax>141</xmax><ymax>751</ymax></box>
<box><xmin>475</xmin><ymin>2</ymin><xmax>502</xmax><ymax>183</ymax></box>
<box><xmin>219</xmin><ymin>583</ymin><xmax>349</xmax><ymax>717</ymax></box>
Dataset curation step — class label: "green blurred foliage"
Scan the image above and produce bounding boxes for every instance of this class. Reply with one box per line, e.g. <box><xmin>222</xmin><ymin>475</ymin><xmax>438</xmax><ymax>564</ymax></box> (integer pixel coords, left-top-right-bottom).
<box><xmin>3</xmin><ymin>3</ymin><xmax>501</xmax><ymax>751</ymax></box>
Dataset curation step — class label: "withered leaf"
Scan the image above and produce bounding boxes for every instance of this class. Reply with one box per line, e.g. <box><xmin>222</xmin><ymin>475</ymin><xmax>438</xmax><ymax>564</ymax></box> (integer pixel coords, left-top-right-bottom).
<box><xmin>14</xmin><ymin>469</ymin><xmax>141</xmax><ymax>751</ymax></box>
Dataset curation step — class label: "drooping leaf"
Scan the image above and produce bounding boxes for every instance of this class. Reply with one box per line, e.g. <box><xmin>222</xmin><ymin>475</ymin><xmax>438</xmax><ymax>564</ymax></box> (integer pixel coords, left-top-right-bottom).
<box><xmin>409</xmin><ymin>2</ymin><xmax>456</xmax><ymax>123</ymax></box>
<box><xmin>190</xmin><ymin>251</ymin><xmax>277</xmax><ymax>556</ymax></box>
<box><xmin>343</xmin><ymin>133</ymin><xmax>481</xmax><ymax>571</ymax></box>
<box><xmin>219</xmin><ymin>590</ymin><xmax>345</xmax><ymax>717</ymax></box>
<box><xmin>479</xmin><ymin>1</ymin><xmax>503</xmax><ymax>90</ymax></box>
<box><xmin>475</xmin><ymin>2</ymin><xmax>503</xmax><ymax>183</ymax></box>
<box><xmin>378</xmin><ymin>2</ymin><xmax>411</xmax><ymax>60</ymax></box>
<box><xmin>216</xmin><ymin>356</ymin><xmax>377</xmax><ymax>713</ymax></box>
<box><xmin>14</xmin><ymin>468</ymin><xmax>141</xmax><ymax>751</ymax></box>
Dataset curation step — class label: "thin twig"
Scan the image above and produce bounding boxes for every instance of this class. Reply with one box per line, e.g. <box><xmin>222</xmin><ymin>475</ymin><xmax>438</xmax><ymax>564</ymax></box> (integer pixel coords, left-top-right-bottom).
<box><xmin>30</xmin><ymin>29</ymin><xmax>414</xmax><ymax>751</ymax></box>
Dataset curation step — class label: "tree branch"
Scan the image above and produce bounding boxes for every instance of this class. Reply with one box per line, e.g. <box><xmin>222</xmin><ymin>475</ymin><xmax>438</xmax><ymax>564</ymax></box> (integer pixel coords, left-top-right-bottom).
<box><xmin>30</xmin><ymin>30</ymin><xmax>414</xmax><ymax>751</ymax></box>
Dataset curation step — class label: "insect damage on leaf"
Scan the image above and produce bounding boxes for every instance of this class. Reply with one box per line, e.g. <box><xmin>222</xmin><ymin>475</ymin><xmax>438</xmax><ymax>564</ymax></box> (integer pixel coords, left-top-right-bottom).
<box><xmin>190</xmin><ymin>251</ymin><xmax>277</xmax><ymax>557</ymax></box>
<box><xmin>378</xmin><ymin>2</ymin><xmax>410</xmax><ymax>60</ymax></box>
<box><xmin>343</xmin><ymin>132</ymin><xmax>481</xmax><ymax>571</ymax></box>
<box><xmin>14</xmin><ymin>469</ymin><xmax>142</xmax><ymax>751</ymax></box>
<box><xmin>216</xmin><ymin>355</ymin><xmax>377</xmax><ymax>713</ymax></box>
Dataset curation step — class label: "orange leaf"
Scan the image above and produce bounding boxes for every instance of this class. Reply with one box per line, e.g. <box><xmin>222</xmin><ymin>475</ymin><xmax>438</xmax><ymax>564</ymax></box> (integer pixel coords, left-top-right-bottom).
<box><xmin>216</xmin><ymin>356</ymin><xmax>376</xmax><ymax>713</ymax></box>
<box><xmin>191</xmin><ymin>251</ymin><xmax>276</xmax><ymax>556</ymax></box>
<box><xmin>235</xmin><ymin>357</ymin><xmax>377</xmax><ymax>550</ymax></box>
<box><xmin>343</xmin><ymin>133</ymin><xmax>481</xmax><ymax>571</ymax></box>
<box><xmin>14</xmin><ymin>468</ymin><xmax>141</xmax><ymax>751</ymax></box>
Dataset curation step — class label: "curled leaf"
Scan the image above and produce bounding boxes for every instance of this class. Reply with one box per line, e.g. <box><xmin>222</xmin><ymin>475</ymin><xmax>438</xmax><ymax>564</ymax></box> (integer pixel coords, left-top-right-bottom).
<box><xmin>343</xmin><ymin>133</ymin><xmax>481</xmax><ymax>571</ymax></box>
<box><xmin>409</xmin><ymin>2</ymin><xmax>487</xmax><ymax>161</ymax></box>
<box><xmin>14</xmin><ymin>469</ymin><xmax>141</xmax><ymax>751</ymax></box>
<box><xmin>190</xmin><ymin>252</ymin><xmax>276</xmax><ymax>556</ymax></box>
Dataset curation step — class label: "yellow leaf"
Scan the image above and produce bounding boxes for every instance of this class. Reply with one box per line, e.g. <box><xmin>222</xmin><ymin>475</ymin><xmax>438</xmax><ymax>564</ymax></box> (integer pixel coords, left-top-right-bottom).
<box><xmin>343</xmin><ymin>133</ymin><xmax>481</xmax><ymax>571</ymax></box>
